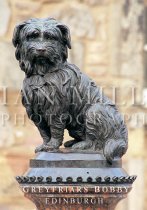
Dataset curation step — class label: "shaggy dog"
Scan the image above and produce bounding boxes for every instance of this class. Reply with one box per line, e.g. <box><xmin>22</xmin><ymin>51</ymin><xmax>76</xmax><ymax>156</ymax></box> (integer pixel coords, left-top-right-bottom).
<box><xmin>12</xmin><ymin>18</ymin><xmax>128</xmax><ymax>163</ymax></box>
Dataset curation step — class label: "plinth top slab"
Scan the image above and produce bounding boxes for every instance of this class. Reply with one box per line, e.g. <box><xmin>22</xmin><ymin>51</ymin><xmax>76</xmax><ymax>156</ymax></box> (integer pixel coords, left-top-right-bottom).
<box><xmin>31</xmin><ymin>150</ymin><xmax>122</xmax><ymax>168</ymax></box>
<box><xmin>16</xmin><ymin>150</ymin><xmax>136</xmax><ymax>186</ymax></box>
<box><xmin>20</xmin><ymin>151</ymin><xmax>132</xmax><ymax>183</ymax></box>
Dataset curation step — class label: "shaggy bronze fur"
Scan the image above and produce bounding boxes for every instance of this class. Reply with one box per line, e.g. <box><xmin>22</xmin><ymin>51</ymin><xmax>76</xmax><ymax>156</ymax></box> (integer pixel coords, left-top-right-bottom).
<box><xmin>12</xmin><ymin>18</ymin><xmax>128</xmax><ymax>163</ymax></box>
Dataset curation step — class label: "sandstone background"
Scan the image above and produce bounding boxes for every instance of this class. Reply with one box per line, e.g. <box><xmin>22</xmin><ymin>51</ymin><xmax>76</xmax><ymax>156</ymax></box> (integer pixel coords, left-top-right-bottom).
<box><xmin>0</xmin><ymin>0</ymin><xmax>147</xmax><ymax>209</ymax></box>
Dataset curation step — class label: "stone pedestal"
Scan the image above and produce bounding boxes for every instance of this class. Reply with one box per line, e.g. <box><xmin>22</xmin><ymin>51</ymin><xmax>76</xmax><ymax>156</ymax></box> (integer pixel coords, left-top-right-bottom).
<box><xmin>16</xmin><ymin>150</ymin><xmax>136</xmax><ymax>210</ymax></box>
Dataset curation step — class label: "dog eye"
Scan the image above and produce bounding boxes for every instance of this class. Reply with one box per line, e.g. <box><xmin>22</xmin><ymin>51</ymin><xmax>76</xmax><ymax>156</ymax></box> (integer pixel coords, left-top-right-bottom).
<box><xmin>44</xmin><ymin>33</ymin><xmax>57</xmax><ymax>41</ymax></box>
<box><xmin>27</xmin><ymin>32</ymin><xmax>39</xmax><ymax>40</ymax></box>
<box><xmin>44</xmin><ymin>33</ymin><xmax>50</xmax><ymax>39</ymax></box>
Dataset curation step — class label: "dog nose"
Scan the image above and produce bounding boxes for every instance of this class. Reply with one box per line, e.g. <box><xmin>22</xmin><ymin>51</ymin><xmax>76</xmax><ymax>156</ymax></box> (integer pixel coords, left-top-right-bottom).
<box><xmin>37</xmin><ymin>48</ymin><xmax>46</xmax><ymax>52</ymax></box>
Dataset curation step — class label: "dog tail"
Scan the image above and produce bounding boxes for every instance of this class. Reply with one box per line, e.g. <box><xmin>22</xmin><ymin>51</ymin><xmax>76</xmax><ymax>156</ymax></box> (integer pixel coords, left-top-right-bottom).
<box><xmin>103</xmin><ymin>139</ymin><xmax>128</xmax><ymax>164</ymax></box>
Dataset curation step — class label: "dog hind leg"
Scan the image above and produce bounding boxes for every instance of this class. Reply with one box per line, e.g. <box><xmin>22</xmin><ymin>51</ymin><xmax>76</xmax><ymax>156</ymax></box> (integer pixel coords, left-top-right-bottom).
<box><xmin>70</xmin><ymin>124</ymin><xmax>94</xmax><ymax>150</ymax></box>
<box><xmin>64</xmin><ymin>128</ymin><xmax>84</xmax><ymax>148</ymax></box>
<box><xmin>71</xmin><ymin>139</ymin><xmax>93</xmax><ymax>150</ymax></box>
<box><xmin>84</xmin><ymin>104</ymin><xmax>128</xmax><ymax>163</ymax></box>
<box><xmin>64</xmin><ymin>139</ymin><xmax>81</xmax><ymax>148</ymax></box>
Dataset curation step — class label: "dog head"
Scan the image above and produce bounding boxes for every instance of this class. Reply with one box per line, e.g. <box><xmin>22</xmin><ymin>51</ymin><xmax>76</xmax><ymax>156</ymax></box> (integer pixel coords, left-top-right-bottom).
<box><xmin>12</xmin><ymin>18</ymin><xmax>71</xmax><ymax>77</ymax></box>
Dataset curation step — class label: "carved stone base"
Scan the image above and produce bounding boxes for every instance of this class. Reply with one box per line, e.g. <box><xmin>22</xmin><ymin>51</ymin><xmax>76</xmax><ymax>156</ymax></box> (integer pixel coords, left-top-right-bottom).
<box><xmin>16</xmin><ymin>150</ymin><xmax>136</xmax><ymax>210</ymax></box>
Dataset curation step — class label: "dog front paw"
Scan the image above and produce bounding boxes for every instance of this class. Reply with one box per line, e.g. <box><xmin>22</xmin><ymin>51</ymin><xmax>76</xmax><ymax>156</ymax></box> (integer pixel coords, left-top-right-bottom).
<box><xmin>35</xmin><ymin>144</ymin><xmax>47</xmax><ymax>153</ymax></box>
<box><xmin>35</xmin><ymin>139</ymin><xmax>62</xmax><ymax>153</ymax></box>
<box><xmin>46</xmin><ymin>138</ymin><xmax>61</xmax><ymax>149</ymax></box>
<box><xmin>35</xmin><ymin>143</ymin><xmax>56</xmax><ymax>153</ymax></box>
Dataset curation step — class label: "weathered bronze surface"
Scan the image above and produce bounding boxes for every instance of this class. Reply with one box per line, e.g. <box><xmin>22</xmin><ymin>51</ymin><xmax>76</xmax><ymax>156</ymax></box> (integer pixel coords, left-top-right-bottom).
<box><xmin>12</xmin><ymin>17</ymin><xmax>128</xmax><ymax>163</ymax></box>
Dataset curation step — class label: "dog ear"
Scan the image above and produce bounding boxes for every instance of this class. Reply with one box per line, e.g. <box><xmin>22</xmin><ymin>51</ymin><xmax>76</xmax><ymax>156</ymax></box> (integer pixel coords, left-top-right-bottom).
<box><xmin>56</xmin><ymin>24</ymin><xmax>71</xmax><ymax>49</ymax></box>
<box><xmin>12</xmin><ymin>22</ymin><xmax>26</xmax><ymax>47</ymax></box>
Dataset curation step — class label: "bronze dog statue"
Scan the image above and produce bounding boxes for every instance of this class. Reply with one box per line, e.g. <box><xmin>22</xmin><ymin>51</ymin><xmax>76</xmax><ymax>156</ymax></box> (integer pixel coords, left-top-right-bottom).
<box><xmin>12</xmin><ymin>18</ymin><xmax>128</xmax><ymax>163</ymax></box>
